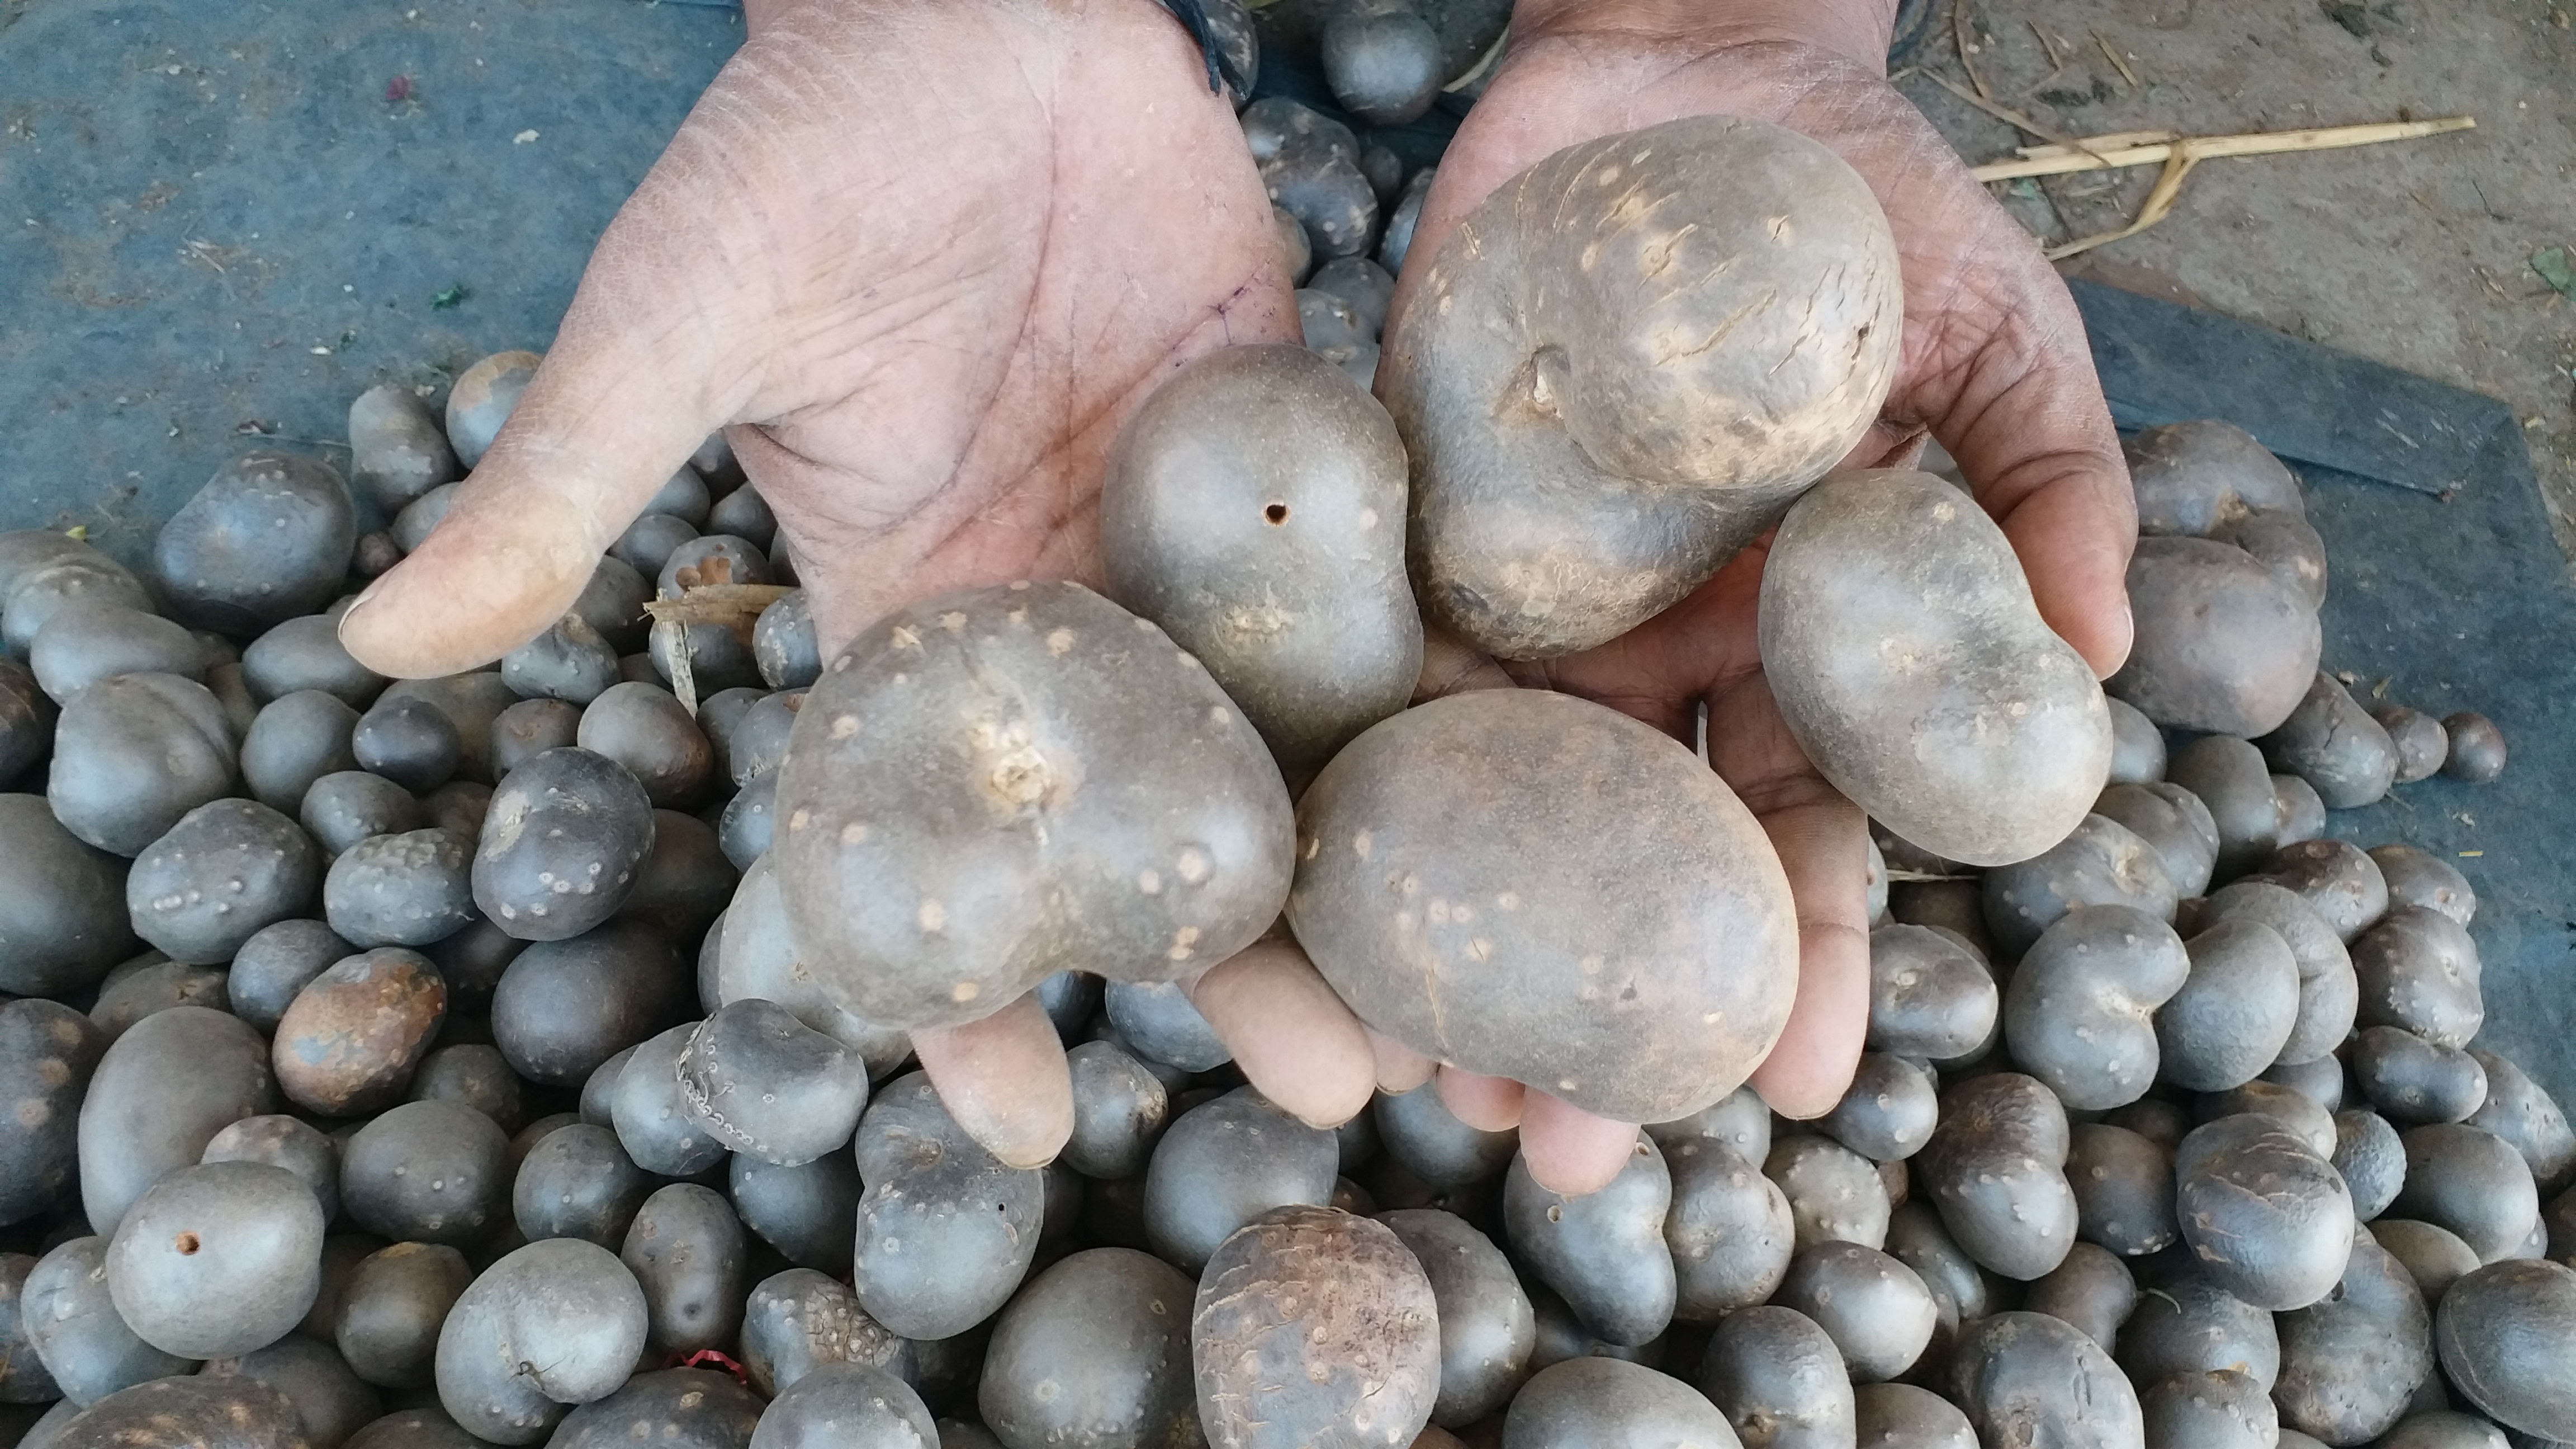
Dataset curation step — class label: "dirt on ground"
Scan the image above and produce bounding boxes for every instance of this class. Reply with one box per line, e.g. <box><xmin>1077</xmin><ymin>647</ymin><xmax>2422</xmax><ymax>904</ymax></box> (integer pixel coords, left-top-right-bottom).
<box><xmin>1895</xmin><ymin>0</ymin><xmax>2576</xmax><ymax>553</ymax></box>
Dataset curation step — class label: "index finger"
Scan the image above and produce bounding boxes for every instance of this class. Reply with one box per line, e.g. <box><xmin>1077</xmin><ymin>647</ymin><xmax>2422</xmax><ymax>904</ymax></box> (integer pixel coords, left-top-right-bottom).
<box><xmin>1709</xmin><ymin>672</ymin><xmax>1871</xmax><ymax>1120</ymax></box>
<box><xmin>910</xmin><ymin>992</ymin><xmax>1076</xmax><ymax>1168</ymax></box>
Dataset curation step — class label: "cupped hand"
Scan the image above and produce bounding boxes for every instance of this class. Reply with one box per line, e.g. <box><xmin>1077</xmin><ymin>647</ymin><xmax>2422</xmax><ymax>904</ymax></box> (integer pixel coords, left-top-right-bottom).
<box><xmin>335</xmin><ymin>0</ymin><xmax>1379</xmax><ymax>1173</ymax></box>
<box><xmin>1390</xmin><ymin>0</ymin><xmax>2138</xmax><ymax>1120</ymax></box>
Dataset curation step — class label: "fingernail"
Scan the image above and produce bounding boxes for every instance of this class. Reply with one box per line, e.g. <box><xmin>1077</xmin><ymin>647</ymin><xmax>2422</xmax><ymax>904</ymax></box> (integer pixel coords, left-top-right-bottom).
<box><xmin>333</xmin><ymin>583</ymin><xmax>383</xmax><ymax>650</ymax></box>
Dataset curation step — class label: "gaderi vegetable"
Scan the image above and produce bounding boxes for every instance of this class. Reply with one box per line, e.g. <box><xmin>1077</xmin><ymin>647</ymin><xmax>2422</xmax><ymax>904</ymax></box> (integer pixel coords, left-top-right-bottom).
<box><xmin>0</xmin><ymin>87</ymin><xmax>2545</xmax><ymax>1449</ymax></box>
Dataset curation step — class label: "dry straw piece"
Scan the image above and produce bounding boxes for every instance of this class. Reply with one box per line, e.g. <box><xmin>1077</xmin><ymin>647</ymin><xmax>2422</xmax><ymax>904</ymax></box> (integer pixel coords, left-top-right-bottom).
<box><xmin>643</xmin><ymin>581</ymin><xmax>794</xmax><ymax>713</ymax></box>
<box><xmin>1968</xmin><ymin>116</ymin><xmax>2476</xmax><ymax>259</ymax></box>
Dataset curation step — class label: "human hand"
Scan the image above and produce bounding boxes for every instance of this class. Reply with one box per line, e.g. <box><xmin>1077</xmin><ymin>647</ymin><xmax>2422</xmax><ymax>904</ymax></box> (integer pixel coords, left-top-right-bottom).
<box><xmin>1389</xmin><ymin>0</ymin><xmax>2138</xmax><ymax>1119</ymax></box>
<box><xmin>335</xmin><ymin>0</ymin><xmax>1382</xmax><ymax>1171</ymax></box>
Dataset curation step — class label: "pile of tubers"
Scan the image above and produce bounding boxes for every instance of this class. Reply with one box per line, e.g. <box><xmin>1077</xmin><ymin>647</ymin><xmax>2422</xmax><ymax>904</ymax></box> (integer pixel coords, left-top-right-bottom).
<box><xmin>0</xmin><ymin>108</ymin><xmax>2564</xmax><ymax>1449</ymax></box>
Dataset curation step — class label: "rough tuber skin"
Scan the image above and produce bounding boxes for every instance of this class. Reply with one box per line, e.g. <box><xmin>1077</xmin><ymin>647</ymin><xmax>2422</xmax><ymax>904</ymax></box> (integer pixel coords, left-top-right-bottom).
<box><xmin>1382</xmin><ymin>115</ymin><xmax>1900</xmax><ymax>659</ymax></box>
<box><xmin>1287</xmin><ymin>689</ymin><xmax>1797</xmax><ymax>1125</ymax></box>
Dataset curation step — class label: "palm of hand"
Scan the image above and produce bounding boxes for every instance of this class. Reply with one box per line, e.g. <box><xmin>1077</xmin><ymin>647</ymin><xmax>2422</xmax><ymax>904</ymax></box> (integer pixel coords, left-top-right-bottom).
<box><xmin>1413</xmin><ymin>34</ymin><xmax>2131</xmax><ymax>669</ymax></box>
<box><xmin>1399</xmin><ymin>31</ymin><xmax>2133</xmax><ymax>1116</ymax></box>
<box><xmin>345</xmin><ymin>0</ymin><xmax>1294</xmax><ymax>674</ymax></box>
<box><xmin>343</xmin><ymin>2</ymin><xmax>1354</xmax><ymax>1175</ymax></box>
<box><xmin>341</xmin><ymin>5</ymin><xmax>2134</xmax><ymax>1190</ymax></box>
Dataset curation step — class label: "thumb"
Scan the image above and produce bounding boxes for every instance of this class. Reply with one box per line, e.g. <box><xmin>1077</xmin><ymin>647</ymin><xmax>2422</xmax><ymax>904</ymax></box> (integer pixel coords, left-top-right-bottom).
<box><xmin>340</xmin><ymin>141</ymin><xmax>756</xmax><ymax>678</ymax></box>
<box><xmin>1924</xmin><ymin>269</ymin><xmax>2138</xmax><ymax>680</ymax></box>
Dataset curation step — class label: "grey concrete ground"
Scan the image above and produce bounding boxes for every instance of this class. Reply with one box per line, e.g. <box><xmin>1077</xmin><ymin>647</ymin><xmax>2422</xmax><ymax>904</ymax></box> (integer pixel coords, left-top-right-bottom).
<box><xmin>1899</xmin><ymin>0</ymin><xmax>2576</xmax><ymax>550</ymax></box>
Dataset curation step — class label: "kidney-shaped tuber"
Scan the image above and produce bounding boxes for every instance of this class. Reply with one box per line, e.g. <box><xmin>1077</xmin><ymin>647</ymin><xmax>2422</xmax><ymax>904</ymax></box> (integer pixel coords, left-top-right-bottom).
<box><xmin>1381</xmin><ymin>115</ymin><xmax>1900</xmax><ymax>658</ymax></box>
<box><xmin>775</xmin><ymin>582</ymin><xmax>1293</xmax><ymax>1031</ymax></box>
<box><xmin>1761</xmin><ymin>469</ymin><xmax>2112</xmax><ymax>865</ymax></box>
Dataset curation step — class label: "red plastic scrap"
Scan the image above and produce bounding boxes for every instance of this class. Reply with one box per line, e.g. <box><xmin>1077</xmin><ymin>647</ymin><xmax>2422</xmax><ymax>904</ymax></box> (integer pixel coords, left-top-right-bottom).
<box><xmin>670</xmin><ymin>1348</ymin><xmax>751</xmax><ymax>1386</ymax></box>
